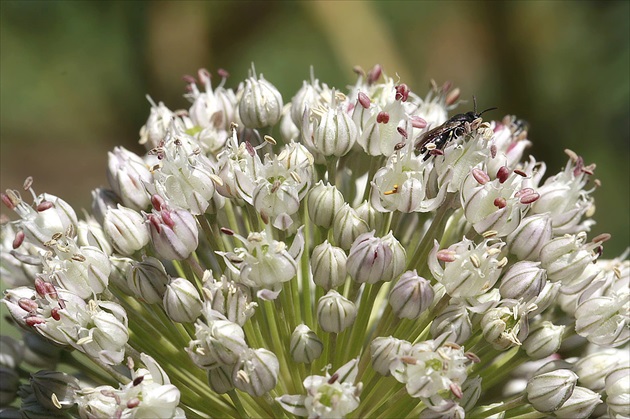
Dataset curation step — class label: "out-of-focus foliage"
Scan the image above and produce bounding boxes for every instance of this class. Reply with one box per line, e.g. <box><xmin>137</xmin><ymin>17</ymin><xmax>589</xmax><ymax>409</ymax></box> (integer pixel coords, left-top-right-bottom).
<box><xmin>1</xmin><ymin>0</ymin><xmax>628</xmax><ymax>255</ymax></box>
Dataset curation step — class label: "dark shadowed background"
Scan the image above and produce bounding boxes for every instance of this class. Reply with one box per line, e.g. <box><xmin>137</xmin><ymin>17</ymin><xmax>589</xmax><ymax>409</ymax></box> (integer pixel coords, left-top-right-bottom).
<box><xmin>1</xmin><ymin>1</ymin><xmax>628</xmax><ymax>255</ymax></box>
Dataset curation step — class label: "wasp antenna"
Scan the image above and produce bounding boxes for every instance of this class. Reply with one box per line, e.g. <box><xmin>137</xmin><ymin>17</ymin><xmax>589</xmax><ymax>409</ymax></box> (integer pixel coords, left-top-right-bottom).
<box><xmin>473</xmin><ymin>96</ymin><xmax>478</xmax><ymax>113</ymax></box>
<box><xmin>479</xmin><ymin>107</ymin><xmax>498</xmax><ymax>116</ymax></box>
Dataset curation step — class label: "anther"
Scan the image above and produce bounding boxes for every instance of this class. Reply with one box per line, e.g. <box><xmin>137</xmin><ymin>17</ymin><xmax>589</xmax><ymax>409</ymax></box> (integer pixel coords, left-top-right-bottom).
<box><xmin>218</xmin><ymin>68</ymin><xmax>230</xmax><ymax>78</ymax></box>
<box><xmin>376</xmin><ymin>111</ymin><xmax>390</xmax><ymax>124</ymax></box>
<box><xmin>358</xmin><ymin>92</ymin><xmax>371</xmax><ymax>109</ymax></box>
<box><xmin>496</xmin><ymin>166</ymin><xmax>510</xmax><ymax>184</ymax></box>
<box><xmin>514</xmin><ymin>169</ymin><xmax>527</xmax><ymax>177</ymax></box>
<box><xmin>133</xmin><ymin>376</ymin><xmax>145</xmax><ymax>386</ymax></box>
<box><xmin>400</xmin><ymin>356</ymin><xmax>417</xmax><ymax>365</ymax></box>
<box><xmin>51</xmin><ymin>307</ymin><xmax>61</xmax><ymax>321</ymax></box>
<box><xmin>395</xmin><ymin>84</ymin><xmax>410</xmax><ymax>102</ymax></box>
<box><xmin>445</xmin><ymin>87</ymin><xmax>461</xmax><ymax>106</ymax></box>
<box><xmin>220</xmin><ymin>227</ymin><xmax>235</xmax><ymax>236</ymax></box>
<box><xmin>161</xmin><ymin>211</ymin><xmax>175</xmax><ymax>228</ymax></box>
<box><xmin>383</xmin><ymin>185</ymin><xmax>399</xmax><ymax>196</ymax></box>
<box><xmin>264</xmin><ymin>135</ymin><xmax>277</xmax><ymax>145</ymax></box>
<box><xmin>592</xmin><ymin>233</ymin><xmax>611</xmax><ymax>244</ymax></box>
<box><xmin>12</xmin><ymin>231</ymin><xmax>25</xmax><ymax>249</ymax></box>
<box><xmin>482</xmin><ymin>230</ymin><xmax>498</xmax><ymax>238</ymax></box>
<box><xmin>397</xmin><ymin>127</ymin><xmax>408</xmax><ymax>139</ymax></box>
<box><xmin>127</xmin><ymin>398</ymin><xmax>141</xmax><ymax>409</ymax></box>
<box><xmin>37</xmin><ymin>201</ymin><xmax>54</xmax><ymax>212</ymax></box>
<box><xmin>411</xmin><ymin>116</ymin><xmax>427</xmax><ymax>129</ymax></box>
<box><xmin>328</xmin><ymin>373</ymin><xmax>339</xmax><ymax>384</ymax></box>
<box><xmin>245</xmin><ymin>142</ymin><xmax>256</xmax><ymax>157</ymax></box>
<box><xmin>23</xmin><ymin>176</ymin><xmax>34</xmax><ymax>190</ymax></box>
<box><xmin>18</xmin><ymin>298</ymin><xmax>38</xmax><ymax>313</ymax></box>
<box><xmin>436</xmin><ymin>249</ymin><xmax>456</xmax><ymax>262</ymax></box>
<box><xmin>472</xmin><ymin>168</ymin><xmax>490</xmax><ymax>185</ymax></box>
<box><xmin>367</xmin><ymin>64</ymin><xmax>382</xmax><ymax>84</ymax></box>
<box><xmin>394</xmin><ymin>141</ymin><xmax>406</xmax><ymax>151</ymax></box>
<box><xmin>564</xmin><ymin>149</ymin><xmax>579</xmax><ymax>162</ymax></box>
<box><xmin>469</xmin><ymin>254</ymin><xmax>481</xmax><ymax>268</ymax></box>
<box><xmin>490</xmin><ymin>144</ymin><xmax>497</xmax><ymax>159</ymax></box>
<box><xmin>151</xmin><ymin>195</ymin><xmax>166</xmax><ymax>211</ymax></box>
<box><xmin>494</xmin><ymin>197</ymin><xmax>507</xmax><ymax>209</ymax></box>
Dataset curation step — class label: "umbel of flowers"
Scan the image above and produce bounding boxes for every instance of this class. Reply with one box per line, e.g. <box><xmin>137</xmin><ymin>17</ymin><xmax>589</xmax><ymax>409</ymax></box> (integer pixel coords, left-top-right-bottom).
<box><xmin>1</xmin><ymin>64</ymin><xmax>628</xmax><ymax>418</ymax></box>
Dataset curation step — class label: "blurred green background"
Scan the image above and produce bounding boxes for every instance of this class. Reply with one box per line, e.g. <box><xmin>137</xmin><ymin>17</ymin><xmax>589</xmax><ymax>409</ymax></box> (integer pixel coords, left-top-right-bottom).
<box><xmin>1</xmin><ymin>0</ymin><xmax>628</xmax><ymax>256</ymax></box>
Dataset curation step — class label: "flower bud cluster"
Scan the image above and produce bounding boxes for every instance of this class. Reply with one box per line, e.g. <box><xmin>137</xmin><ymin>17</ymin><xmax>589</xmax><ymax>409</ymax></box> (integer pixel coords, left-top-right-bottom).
<box><xmin>1</xmin><ymin>64</ymin><xmax>627</xmax><ymax>418</ymax></box>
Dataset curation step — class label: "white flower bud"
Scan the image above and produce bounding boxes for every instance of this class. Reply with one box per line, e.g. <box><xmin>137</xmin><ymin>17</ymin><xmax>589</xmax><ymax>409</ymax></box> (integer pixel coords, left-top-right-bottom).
<box><xmin>528</xmin><ymin>280</ymin><xmax>561</xmax><ymax>317</ymax></box>
<box><xmin>91</xmin><ymin>188</ymin><xmax>119</xmax><ymax>225</ymax></box>
<box><xmin>207</xmin><ymin>364</ymin><xmax>235</xmax><ymax>394</ymax></box>
<box><xmin>203</xmin><ymin>275</ymin><xmax>257</xmax><ymax>327</ymax></box>
<box><xmin>499</xmin><ymin>261</ymin><xmax>546</xmax><ymax>301</ymax></box>
<box><xmin>312</xmin><ymin>106</ymin><xmax>357</xmax><ymax>157</ymax></box>
<box><xmin>311</xmin><ymin>241</ymin><xmax>347</xmax><ymax>291</ymax></box>
<box><xmin>127</xmin><ymin>257</ymin><xmax>169</xmax><ymax>304</ymax></box>
<box><xmin>147</xmin><ymin>205</ymin><xmax>199</xmax><ymax>261</ymax></box>
<box><xmin>389</xmin><ymin>270</ymin><xmax>434</xmax><ymax>319</ymax></box>
<box><xmin>507</xmin><ymin>213</ymin><xmax>552</xmax><ymax>260</ymax></box>
<box><xmin>238</xmin><ymin>73</ymin><xmax>283</xmax><ymax>128</ymax></box>
<box><xmin>370</xmin><ymin>336</ymin><xmax>412</xmax><ymax>376</ymax></box>
<box><xmin>163</xmin><ymin>278</ymin><xmax>203</xmax><ymax>323</ymax></box>
<box><xmin>539</xmin><ymin>234</ymin><xmax>594</xmax><ymax>283</ymax></box>
<box><xmin>76</xmin><ymin>218</ymin><xmax>112</xmax><ymax>255</ymax></box>
<box><xmin>347</xmin><ymin>231</ymin><xmax>406</xmax><ymax>284</ymax></box>
<box><xmin>332</xmin><ymin>204</ymin><xmax>370</xmax><ymax>250</ymax></box>
<box><xmin>187</xmin><ymin>320</ymin><xmax>248</xmax><ymax>369</ymax></box>
<box><xmin>430</xmin><ymin>303</ymin><xmax>472</xmax><ymax>345</ymax></box>
<box><xmin>106</xmin><ymin>146</ymin><xmax>152</xmax><ymax>210</ymax></box>
<box><xmin>307</xmin><ymin>181</ymin><xmax>345</xmax><ymax>228</ymax></box>
<box><xmin>104</xmin><ymin>205</ymin><xmax>149</xmax><ymax>256</ymax></box>
<box><xmin>232</xmin><ymin>348</ymin><xmax>279</xmax><ymax>397</ymax></box>
<box><xmin>554</xmin><ymin>386</ymin><xmax>601</xmax><ymax>419</ymax></box>
<box><xmin>317</xmin><ymin>290</ymin><xmax>357</xmax><ymax>333</ymax></box>
<box><xmin>526</xmin><ymin>369</ymin><xmax>577</xmax><ymax>413</ymax></box>
<box><xmin>355</xmin><ymin>200</ymin><xmax>384</xmax><ymax>232</ymax></box>
<box><xmin>575</xmin><ymin>291</ymin><xmax>630</xmax><ymax>347</ymax></box>
<box><xmin>460</xmin><ymin>375</ymin><xmax>483</xmax><ymax>412</ymax></box>
<box><xmin>290</xmin><ymin>324</ymin><xmax>323</xmax><ymax>364</ymax></box>
<box><xmin>574</xmin><ymin>349</ymin><xmax>621</xmax><ymax>391</ymax></box>
<box><xmin>74</xmin><ymin>300</ymin><xmax>129</xmax><ymax>366</ymax></box>
<box><xmin>523</xmin><ymin>321</ymin><xmax>565</xmax><ymax>360</ymax></box>
<box><xmin>605</xmin><ymin>365</ymin><xmax>630</xmax><ymax>418</ymax></box>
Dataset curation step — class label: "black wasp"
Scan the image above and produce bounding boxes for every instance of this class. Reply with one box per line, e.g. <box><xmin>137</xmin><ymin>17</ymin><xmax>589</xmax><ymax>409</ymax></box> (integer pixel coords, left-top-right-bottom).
<box><xmin>414</xmin><ymin>97</ymin><xmax>497</xmax><ymax>159</ymax></box>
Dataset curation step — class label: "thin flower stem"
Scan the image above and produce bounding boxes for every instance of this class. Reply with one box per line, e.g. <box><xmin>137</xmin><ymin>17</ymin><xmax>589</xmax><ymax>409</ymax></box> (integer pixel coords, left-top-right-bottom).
<box><xmin>264</xmin><ymin>393</ymin><xmax>289</xmax><ymax>419</ymax></box>
<box><xmin>346</xmin><ymin>283</ymin><xmax>383</xmax><ymax>362</ymax></box>
<box><xmin>470</xmin><ymin>394</ymin><xmax>526</xmax><ymax>418</ymax></box>
<box><xmin>327</xmin><ymin>332</ymin><xmax>338</xmax><ymax>368</ymax></box>
<box><xmin>362</xmin><ymin>155</ymin><xmax>385</xmax><ymax>202</ymax></box>
<box><xmin>363</xmin><ymin>384</ymin><xmax>410</xmax><ymax>418</ymax></box>
<box><xmin>359</xmin><ymin>377</ymin><xmax>403</xmax><ymax>417</ymax></box>
<box><xmin>379</xmin><ymin>211</ymin><xmax>393</xmax><ymax>237</ymax></box>
<box><xmin>228</xmin><ymin>390</ymin><xmax>250</xmax><ymax>418</ymax></box>
<box><xmin>61</xmin><ymin>351</ymin><xmax>118</xmax><ymax>387</ymax></box>
<box><xmin>261</xmin><ymin>300</ymin><xmax>293</xmax><ymax>394</ymax></box>
<box><xmin>326</xmin><ymin>157</ymin><xmax>338</xmax><ymax>185</ymax></box>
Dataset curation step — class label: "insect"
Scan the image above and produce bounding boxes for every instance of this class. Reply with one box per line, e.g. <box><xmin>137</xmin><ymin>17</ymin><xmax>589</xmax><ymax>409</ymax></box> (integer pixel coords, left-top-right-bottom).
<box><xmin>415</xmin><ymin>97</ymin><xmax>497</xmax><ymax>159</ymax></box>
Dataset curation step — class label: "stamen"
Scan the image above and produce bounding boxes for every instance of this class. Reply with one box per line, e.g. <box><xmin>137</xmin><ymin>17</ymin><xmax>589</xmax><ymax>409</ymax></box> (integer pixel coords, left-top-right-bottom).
<box><xmin>395</xmin><ymin>84</ymin><xmax>410</xmax><ymax>102</ymax></box>
<box><xmin>127</xmin><ymin>398</ymin><xmax>140</xmax><ymax>409</ymax></box>
<box><xmin>376</xmin><ymin>111</ymin><xmax>390</xmax><ymax>124</ymax></box>
<box><xmin>496</xmin><ymin>166</ymin><xmax>510</xmax><ymax>184</ymax></box>
<box><xmin>328</xmin><ymin>373</ymin><xmax>339</xmax><ymax>384</ymax></box>
<box><xmin>519</xmin><ymin>191</ymin><xmax>540</xmax><ymax>204</ymax></box>
<box><xmin>37</xmin><ymin>201</ymin><xmax>54</xmax><ymax>212</ymax></box>
<box><xmin>23</xmin><ymin>176</ymin><xmax>34</xmax><ymax>191</ymax></box>
<box><xmin>383</xmin><ymin>185</ymin><xmax>399</xmax><ymax>196</ymax></box>
<box><xmin>151</xmin><ymin>195</ymin><xmax>166</xmax><ymax>211</ymax></box>
<box><xmin>400</xmin><ymin>356</ymin><xmax>417</xmax><ymax>365</ymax></box>
<box><xmin>264</xmin><ymin>135</ymin><xmax>277</xmax><ymax>145</ymax></box>
<box><xmin>592</xmin><ymin>233</ymin><xmax>611</xmax><ymax>244</ymax></box>
<box><xmin>494</xmin><ymin>197</ymin><xmax>507</xmax><ymax>209</ymax></box>
<box><xmin>358</xmin><ymin>92</ymin><xmax>371</xmax><ymax>109</ymax></box>
<box><xmin>411</xmin><ymin>116</ymin><xmax>427</xmax><ymax>129</ymax></box>
<box><xmin>12</xmin><ymin>231</ymin><xmax>25</xmax><ymax>249</ymax></box>
<box><xmin>133</xmin><ymin>376</ymin><xmax>145</xmax><ymax>386</ymax></box>
<box><xmin>564</xmin><ymin>148</ymin><xmax>579</xmax><ymax>162</ymax></box>
<box><xmin>450</xmin><ymin>383</ymin><xmax>463</xmax><ymax>399</ymax></box>
<box><xmin>514</xmin><ymin>169</ymin><xmax>527</xmax><ymax>177</ymax></box>
<box><xmin>367</xmin><ymin>64</ymin><xmax>382</xmax><ymax>84</ymax></box>
<box><xmin>397</xmin><ymin>127</ymin><xmax>408</xmax><ymax>139</ymax></box>
<box><xmin>218</xmin><ymin>68</ymin><xmax>230</xmax><ymax>79</ymax></box>
<box><xmin>161</xmin><ymin>211</ymin><xmax>175</xmax><ymax>228</ymax></box>
<box><xmin>51</xmin><ymin>393</ymin><xmax>62</xmax><ymax>410</ymax></box>
<box><xmin>490</xmin><ymin>144</ymin><xmax>497</xmax><ymax>159</ymax></box>
<box><xmin>220</xmin><ymin>227</ymin><xmax>235</xmax><ymax>236</ymax></box>
<box><xmin>482</xmin><ymin>230</ymin><xmax>498</xmax><ymax>238</ymax></box>
<box><xmin>469</xmin><ymin>254</ymin><xmax>481</xmax><ymax>268</ymax></box>
<box><xmin>445</xmin><ymin>87</ymin><xmax>461</xmax><ymax>106</ymax></box>
<box><xmin>437</xmin><ymin>249</ymin><xmax>456</xmax><ymax>262</ymax></box>
<box><xmin>472</xmin><ymin>168</ymin><xmax>490</xmax><ymax>185</ymax></box>
<box><xmin>51</xmin><ymin>308</ymin><xmax>61</xmax><ymax>321</ymax></box>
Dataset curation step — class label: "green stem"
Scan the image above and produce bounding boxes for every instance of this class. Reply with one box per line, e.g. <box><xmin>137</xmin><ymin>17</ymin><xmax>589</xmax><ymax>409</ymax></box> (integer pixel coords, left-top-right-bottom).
<box><xmin>326</xmin><ymin>157</ymin><xmax>338</xmax><ymax>186</ymax></box>
<box><xmin>470</xmin><ymin>394</ymin><xmax>526</xmax><ymax>418</ymax></box>
<box><xmin>228</xmin><ymin>390</ymin><xmax>250</xmax><ymax>418</ymax></box>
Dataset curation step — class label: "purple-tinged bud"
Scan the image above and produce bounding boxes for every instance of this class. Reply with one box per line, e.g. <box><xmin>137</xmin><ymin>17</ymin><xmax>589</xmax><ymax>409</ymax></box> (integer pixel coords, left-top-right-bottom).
<box><xmin>127</xmin><ymin>257</ymin><xmax>169</xmax><ymax>304</ymax></box>
<box><xmin>317</xmin><ymin>290</ymin><xmax>357</xmax><ymax>333</ymax></box>
<box><xmin>103</xmin><ymin>205</ymin><xmax>149</xmax><ymax>256</ymax></box>
<box><xmin>238</xmin><ymin>73</ymin><xmax>283</xmax><ymax>129</ymax></box>
<box><xmin>0</xmin><ymin>367</ymin><xmax>19</xmax><ymax>406</ymax></box>
<box><xmin>507</xmin><ymin>213</ymin><xmax>553</xmax><ymax>260</ymax></box>
<box><xmin>307</xmin><ymin>181</ymin><xmax>345</xmax><ymax>229</ymax></box>
<box><xmin>311</xmin><ymin>241</ymin><xmax>347</xmax><ymax>291</ymax></box>
<box><xmin>554</xmin><ymin>386</ymin><xmax>602</xmax><ymax>419</ymax></box>
<box><xmin>347</xmin><ymin>231</ymin><xmax>406</xmax><ymax>284</ymax></box>
<box><xmin>290</xmin><ymin>324</ymin><xmax>323</xmax><ymax>364</ymax></box>
<box><xmin>523</xmin><ymin>321</ymin><xmax>565</xmax><ymax>359</ymax></box>
<box><xmin>370</xmin><ymin>336</ymin><xmax>412</xmax><ymax>376</ymax></box>
<box><xmin>163</xmin><ymin>278</ymin><xmax>203</xmax><ymax>323</ymax></box>
<box><xmin>332</xmin><ymin>204</ymin><xmax>369</xmax><ymax>250</ymax></box>
<box><xmin>147</xmin><ymin>206</ymin><xmax>199</xmax><ymax>260</ymax></box>
<box><xmin>526</xmin><ymin>369</ymin><xmax>578</xmax><ymax>413</ymax></box>
<box><xmin>499</xmin><ymin>261</ymin><xmax>547</xmax><ymax>301</ymax></box>
<box><xmin>233</xmin><ymin>348</ymin><xmax>279</xmax><ymax>397</ymax></box>
<box><xmin>389</xmin><ymin>270</ymin><xmax>434</xmax><ymax>319</ymax></box>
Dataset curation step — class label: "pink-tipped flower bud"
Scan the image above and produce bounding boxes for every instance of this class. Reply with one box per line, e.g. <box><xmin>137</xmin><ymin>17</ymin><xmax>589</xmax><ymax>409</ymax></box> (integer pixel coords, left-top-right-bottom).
<box><xmin>147</xmin><ymin>206</ymin><xmax>198</xmax><ymax>260</ymax></box>
<box><xmin>347</xmin><ymin>231</ymin><xmax>406</xmax><ymax>285</ymax></box>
